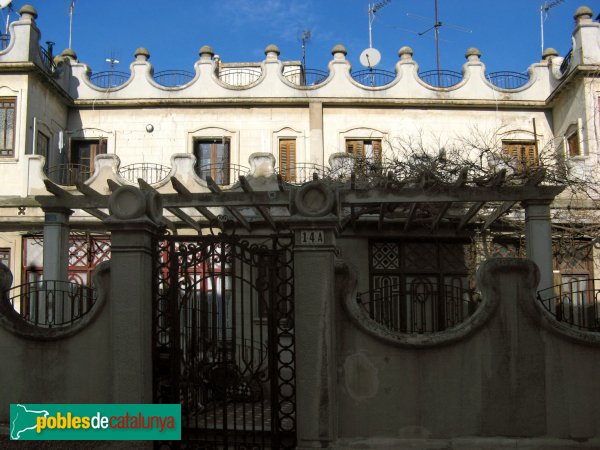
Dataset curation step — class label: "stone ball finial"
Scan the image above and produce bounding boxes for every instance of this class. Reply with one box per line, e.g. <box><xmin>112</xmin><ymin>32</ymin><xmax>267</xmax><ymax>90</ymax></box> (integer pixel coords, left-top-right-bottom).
<box><xmin>465</xmin><ymin>47</ymin><xmax>481</xmax><ymax>61</ymax></box>
<box><xmin>398</xmin><ymin>46</ymin><xmax>414</xmax><ymax>60</ymax></box>
<box><xmin>134</xmin><ymin>47</ymin><xmax>150</xmax><ymax>61</ymax></box>
<box><xmin>199</xmin><ymin>45</ymin><xmax>214</xmax><ymax>58</ymax></box>
<box><xmin>19</xmin><ymin>4</ymin><xmax>37</xmax><ymax>20</ymax></box>
<box><xmin>542</xmin><ymin>47</ymin><xmax>559</xmax><ymax>60</ymax></box>
<box><xmin>61</xmin><ymin>48</ymin><xmax>77</xmax><ymax>60</ymax></box>
<box><xmin>574</xmin><ymin>6</ymin><xmax>593</xmax><ymax>21</ymax></box>
<box><xmin>264</xmin><ymin>44</ymin><xmax>280</xmax><ymax>56</ymax></box>
<box><xmin>331</xmin><ymin>44</ymin><xmax>347</xmax><ymax>56</ymax></box>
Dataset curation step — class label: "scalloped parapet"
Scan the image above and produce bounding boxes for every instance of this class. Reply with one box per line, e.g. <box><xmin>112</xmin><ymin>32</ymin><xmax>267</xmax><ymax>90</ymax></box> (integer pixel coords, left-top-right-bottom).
<box><xmin>0</xmin><ymin>5</ymin><xmax>597</xmax><ymax>103</ymax></box>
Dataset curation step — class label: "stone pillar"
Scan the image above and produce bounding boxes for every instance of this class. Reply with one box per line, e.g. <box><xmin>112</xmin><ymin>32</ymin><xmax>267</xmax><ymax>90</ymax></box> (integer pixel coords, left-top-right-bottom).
<box><xmin>309</xmin><ymin>102</ymin><xmax>324</xmax><ymax>166</ymax></box>
<box><xmin>523</xmin><ymin>200</ymin><xmax>554</xmax><ymax>293</ymax></box>
<box><xmin>291</xmin><ymin>181</ymin><xmax>338</xmax><ymax>448</ymax></box>
<box><xmin>103</xmin><ymin>185</ymin><xmax>163</xmax><ymax>403</ymax></box>
<box><xmin>42</xmin><ymin>208</ymin><xmax>72</xmax><ymax>282</ymax></box>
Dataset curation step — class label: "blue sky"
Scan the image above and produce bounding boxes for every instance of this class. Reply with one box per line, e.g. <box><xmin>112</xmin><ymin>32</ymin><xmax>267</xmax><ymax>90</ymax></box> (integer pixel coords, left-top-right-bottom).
<box><xmin>5</xmin><ymin>0</ymin><xmax>590</xmax><ymax>74</ymax></box>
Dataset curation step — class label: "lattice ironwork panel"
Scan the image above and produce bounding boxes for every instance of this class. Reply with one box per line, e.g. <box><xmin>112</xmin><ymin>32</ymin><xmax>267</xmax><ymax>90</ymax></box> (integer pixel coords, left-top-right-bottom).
<box><xmin>439</xmin><ymin>242</ymin><xmax>469</xmax><ymax>273</ymax></box>
<box><xmin>404</xmin><ymin>243</ymin><xmax>437</xmax><ymax>271</ymax></box>
<box><xmin>371</xmin><ymin>242</ymin><xmax>400</xmax><ymax>270</ymax></box>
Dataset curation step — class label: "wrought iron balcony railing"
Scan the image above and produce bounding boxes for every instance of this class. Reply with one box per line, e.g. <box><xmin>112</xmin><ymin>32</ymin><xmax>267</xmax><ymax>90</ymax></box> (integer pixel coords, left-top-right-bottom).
<box><xmin>277</xmin><ymin>163</ymin><xmax>329</xmax><ymax>184</ymax></box>
<box><xmin>283</xmin><ymin>68</ymin><xmax>329</xmax><ymax>86</ymax></box>
<box><xmin>0</xmin><ymin>34</ymin><xmax>9</xmax><ymax>50</ymax></box>
<box><xmin>537</xmin><ymin>279</ymin><xmax>600</xmax><ymax>331</ymax></box>
<box><xmin>486</xmin><ymin>71</ymin><xmax>529</xmax><ymax>89</ymax></box>
<box><xmin>217</xmin><ymin>68</ymin><xmax>262</xmax><ymax>87</ymax></box>
<box><xmin>196</xmin><ymin>163</ymin><xmax>250</xmax><ymax>186</ymax></box>
<box><xmin>39</xmin><ymin>46</ymin><xmax>56</xmax><ymax>74</ymax></box>
<box><xmin>89</xmin><ymin>70</ymin><xmax>130</xmax><ymax>88</ymax></box>
<box><xmin>46</xmin><ymin>163</ymin><xmax>92</xmax><ymax>186</ymax></box>
<box><xmin>153</xmin><ymin>70</ymin><xmax>195</xmax><ymax>87</ymax></box>
<box><xmin>419</xmin><ymin>70</ymin><xmax>463</xmax><ymax>88</ymax></box>
<box><xmin>560</xmin><ymin>49</ymin><xmax>573</xmax><ymax>75</ymax></box>
<box><xmin>351</xmin><ymin>69</ymin><xmax>396</xmax><ymax>87</ymax></box>
<box><xmin>3</xmin><ymin>280</ymin><xmax>97</xmax><ymax>328</ymax></box>
<box><xmin>119</xmin><ymin>163</ymin><xmax>171</xmax><ymax>185</ymax></box>
<box><xmin>357</xmin><ymin>282</ymin><xmax>479</xmax><ymax>334</ymax></box>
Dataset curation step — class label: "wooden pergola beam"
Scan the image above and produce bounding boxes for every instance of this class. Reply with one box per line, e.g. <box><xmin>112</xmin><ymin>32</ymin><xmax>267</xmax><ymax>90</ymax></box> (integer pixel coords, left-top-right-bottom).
<box><xmin>404</xmin><ymin>202</ymin><xmax>419</xmax><ymax>232</ymax></box>
<box><xmin>239</xmin><ymin>176</ymin><xmax>277</xmax><ymax>230</ymax></box>
<box><xmin>206</xmin><ymin>176</ymin><xmax>251</xmax><ymax>231</ymax></box>
<box><xmin>457</xmin><ymin>202</ymin><xmax>485</xmax><ymax>231</ymax></box>
<box><xmin>482</xmin><ymin>201</ymin><xmax>517</xmax><ymax>230</ymax></box>
<box><xmin>171</xmin><ymin>177</ymin><xmax>217</xmax><ymax>221</ymax></box>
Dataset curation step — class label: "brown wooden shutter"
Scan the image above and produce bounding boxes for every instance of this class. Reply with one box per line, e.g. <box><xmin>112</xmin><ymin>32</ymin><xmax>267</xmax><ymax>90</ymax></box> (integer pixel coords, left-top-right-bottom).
<box><xmin>346</xmin><ymin>140</ymin><xmax>364</xmax><ymax>157</ymax></box>
<box><xmin>279</xmin><ymin>139</ymin><xmax>296</xmax><ymax>181</ymax></box>
<box><xmin>567</xmin><ymin>133</ymin><xmax>580</xmax><ymax>157</ymax></box>
<box><xmin>502</xmin><ymin>141</ymin><xmax>537</xmax><ymax>172</ymax></box>
<box><xmin>372</xmin><ymin>140</ymin><xmax>382</xmax><ymax>164</ymax></box>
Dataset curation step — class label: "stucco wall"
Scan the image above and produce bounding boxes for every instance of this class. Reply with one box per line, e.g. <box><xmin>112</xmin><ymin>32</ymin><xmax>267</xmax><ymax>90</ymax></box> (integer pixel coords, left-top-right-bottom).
<box><xmin>0</xmin><ymin>265</ymin><xmax>112</xmax><ymax>424</ymax></box>
<box><xmin>333</xmin><ymin>254</ymin><xmax>600</xmax><ymax>445</ymax></box>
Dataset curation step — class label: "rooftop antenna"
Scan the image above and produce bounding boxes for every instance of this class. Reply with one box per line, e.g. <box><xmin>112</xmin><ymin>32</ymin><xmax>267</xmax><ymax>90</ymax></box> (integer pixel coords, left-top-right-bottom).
<box><xmin>540</xmin><ymin>0</ymin><xmax>565</xmax><ymax>54</ymax></box>
<box><xmin>367</xmin><ymin>0</ymin><xmax>391</xmax><ymax>48</ymax></box>
<box><xmin>408</xmin><ymin>0</ymin><xmax>471</xmax><ymax>79</ymax></box>
<box><xmin>300</xmin><ymin>29</ymin><xmax>311</xmax><ymax>71</ymax></box>
<box><xmin>68</xmin><ymin>0</ymin><xmax>75</xmax><ymax>49</ymax></box>
<box><xmin>0</xmin><ymin>0</ymin><xmax>13</xmax><ymax>36</ymax></box>
<box><xmin>105</xmin><ymin>52</ymin><xmax>119</xmax><ymax>69</ymax></box>
<box><xmin>360</xmin><ymin>1</ymin><xmax>389</xmax><ymax>86</ymax></box>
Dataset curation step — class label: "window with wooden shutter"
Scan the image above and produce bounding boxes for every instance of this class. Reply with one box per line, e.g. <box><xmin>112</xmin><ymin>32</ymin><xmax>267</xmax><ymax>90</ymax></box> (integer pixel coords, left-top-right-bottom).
<box><xmin>279</xmin><ymin>139</ymin><xmax>296</xmax><ymax>182</ymax></box>
<box><xmin>0</xmin><ymin>98</ymin><xmax>15</xmax><ymax>157</ymax></box>
<box><xmin>567</xmin><ymin>132</ymin><xmax>580</xmax><ymax>157</ymax></box>
<box><xmin>194</xmin><ymin>138</ymin><xmax>231</xmax><ymax>185</ymax></box>
<box><xmin>346</xmin><ymin>139</ymin><xmax>382</xmax><ymax>174</ymax></box>
<box><xmin>501</xmin><ymin>141</ymin><xmax>538</xmax><ymax>172</ymax></box>
<box><xmin>0</xmin><ymin>248</ymin><xmax>9</xmax><ymax>268</ymax></box>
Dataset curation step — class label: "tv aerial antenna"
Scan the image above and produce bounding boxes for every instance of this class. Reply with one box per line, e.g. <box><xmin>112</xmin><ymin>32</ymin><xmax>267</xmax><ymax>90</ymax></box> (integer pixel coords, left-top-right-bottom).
<box><xmin>360</xmin><ymin>0</ymin><xmax>390</xmax><ymax>72</ymax></box>
<box><xmin>106</xmin><ymin>52</ymin><xmax>119</xmax><ymax>69</ymax></box>
<box><xmin>300</xmin><ymin>29</ymin><xmax>311</xmax><ymax>71</ymax></box>
<box><xmin>0</xmin><ymin>0</ymin><xmax>13</xmax><ymax>36</ymax></box>
<box><xmin>540</xmin><ymin>0</ymin><xmax>564</xmax><ymax>54</ymax></box>
<box><xmin>407</xmin><ymin>0</ymin><xmax>471</xmax><ymax>76</ymax></box>
<box><xmin>68</xmin><ymin>0</ymin><xmax>76</xmax><ymax>49</ymax></box>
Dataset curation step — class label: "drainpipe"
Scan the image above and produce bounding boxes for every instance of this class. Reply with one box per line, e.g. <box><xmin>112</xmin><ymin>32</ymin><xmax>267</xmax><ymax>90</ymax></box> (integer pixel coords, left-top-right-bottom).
<box><xmin>32</xmin><ymin>116</ymin><xmax>36</xmax><ymax>155</ymax></box>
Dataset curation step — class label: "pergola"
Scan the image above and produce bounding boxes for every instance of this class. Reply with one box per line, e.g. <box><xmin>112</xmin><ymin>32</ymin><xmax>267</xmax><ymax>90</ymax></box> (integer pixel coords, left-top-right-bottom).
<box><xmin>0</xmin><ymin>166</ymin><xmax>563</xmax><ymax>291</ymax></box>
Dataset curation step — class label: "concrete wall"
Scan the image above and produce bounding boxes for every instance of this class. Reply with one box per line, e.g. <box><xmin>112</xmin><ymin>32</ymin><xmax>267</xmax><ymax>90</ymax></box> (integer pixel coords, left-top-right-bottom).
<box><xmin>0</xmin><ymin>264</ymin><xmax>112</xmax><ymax>424</ymax></box>
<box><xmin>333</xmin><ymin>255</ymin><xmax>600</xmax><ymax>448</ymax></box>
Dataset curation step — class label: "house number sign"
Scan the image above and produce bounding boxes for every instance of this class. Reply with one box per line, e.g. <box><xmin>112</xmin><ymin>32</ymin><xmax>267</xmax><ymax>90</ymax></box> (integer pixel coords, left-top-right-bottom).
<box><xmin>299</xmin><ymin>230</ymin><xmax>325</xmax><ymax>245</ymax></box>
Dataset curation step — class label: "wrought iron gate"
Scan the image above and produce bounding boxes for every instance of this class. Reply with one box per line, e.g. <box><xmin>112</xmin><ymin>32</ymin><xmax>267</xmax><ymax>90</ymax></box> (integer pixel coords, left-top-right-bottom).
<box><xmin>153</xmin><ymin>233</ymin><xmax>296</xmax><ymax>449</ymax></box>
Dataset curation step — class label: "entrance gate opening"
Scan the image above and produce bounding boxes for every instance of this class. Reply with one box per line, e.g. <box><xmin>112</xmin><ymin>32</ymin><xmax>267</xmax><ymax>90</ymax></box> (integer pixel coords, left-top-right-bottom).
<box><xmin>153</xmin><ymin>233</ymin><xmax>296</xmax><ymax>449</ymax></box>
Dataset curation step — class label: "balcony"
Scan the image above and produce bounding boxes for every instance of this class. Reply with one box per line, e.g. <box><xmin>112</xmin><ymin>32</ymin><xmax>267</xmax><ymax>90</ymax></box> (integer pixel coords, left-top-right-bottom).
<box><xmin>418</xmin><ymin>70</ymin><xmax>463</xmax><ymax>88</ymax></box>
<box><xmin>538</xmin><ymin>278</ymin><xmax>600</xmax><ymax>331</ymax></box>
<box><xmin>357</xmin><ymin>282</ymin><xmax>479</xmax><ymax>334</ymax></box>
<box><xmin>486</xmin><ymin>71</ymin><xmax>529</xmax><ymax>89</ymax></box>
<box><xmin>46</xmin><ymin>164</ymin><xmax>91</xmax><ymax>186</ymax></box>
<box><xmin>119</xmin><ymin>163</ymin><xmax>171</xmax><ymax>185</ymax></box>
<box><xmin>351</xmin><ymin>69</ymin><xmax>396</xmax><ymax>87</ymax></box>
<box><xmin>4</xmin><ymin>280</ymin><xmax>97</xmax><ymax>328</ymax></box>
<box><xmin>283</xmin><ymin>68</ymin><xmax>328</xmax><ymax>86</ymax></box>
<box><xmin>196</xmin><ymin>163</ymin><xmax>250</xmax><ymax>186</ymax></box>
<box><xmin>217</xmin><ymin>68</ymin><xmax>262</xmax><ymax>87</ymax></box>
<box><xmin>153</xmin><ymin>70</ymin><xmax>195</xmax><ymax>87</ymax></box>
<box><xmin>277</xmin><ymin>163</ymin><xmax>329</xmax><ymax>184</ymax></box>
<box><xmin>89</xmin><ymin>70</ymin><xmax>130</xmax><ymax>88</ymax></box>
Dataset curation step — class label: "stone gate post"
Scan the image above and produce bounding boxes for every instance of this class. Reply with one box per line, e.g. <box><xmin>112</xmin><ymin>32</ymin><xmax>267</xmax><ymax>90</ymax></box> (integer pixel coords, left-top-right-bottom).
<box><xmin>291</xmin><ymin>181</ymin><xmax>339</xmax><ymax>448</ymax></box>
<box><xmin>523</xmin><ymin>200</ymin><xmax>554</xmax><ymax>293</ymax></box>
<box><xmin>42</xmin><ymin>208</ymin><xmax>72</xmax><ymax>283</ymax></box>
<box><xmin>103</xmin><ymin>185</ymin><xmax>163</xmax><ymax>403</ymax></box>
